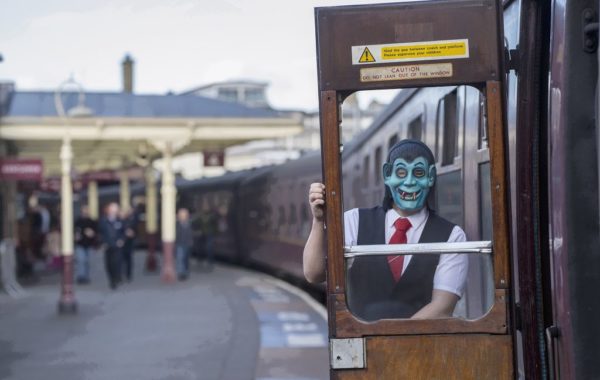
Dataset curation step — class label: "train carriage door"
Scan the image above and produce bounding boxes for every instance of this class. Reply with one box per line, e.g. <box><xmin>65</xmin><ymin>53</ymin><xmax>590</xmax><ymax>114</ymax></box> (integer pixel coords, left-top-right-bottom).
<box><xmin>315</xmin><ymin>1</ymin><xmax>512</xmax><ymax>379</ymax></box>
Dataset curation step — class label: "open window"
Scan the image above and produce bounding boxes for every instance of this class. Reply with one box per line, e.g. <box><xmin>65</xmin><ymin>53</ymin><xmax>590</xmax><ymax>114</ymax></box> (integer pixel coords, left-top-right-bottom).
<box><xmin>340</xmin><ymin>86</ymin><xmax>493</xmax><ymax>322</ymax></box>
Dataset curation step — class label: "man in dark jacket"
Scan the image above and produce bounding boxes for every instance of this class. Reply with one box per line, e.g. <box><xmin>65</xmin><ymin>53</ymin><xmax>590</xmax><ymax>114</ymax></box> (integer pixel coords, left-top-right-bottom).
<box><xmin>74</xmin><ymin>205</ymin><xmax>98</xmax><ymax>284</ymax></box>
<box><xmin>175</xmin><ymin>208</ymin><xmax>194</xmax><ymax>280</ymax></box>
<box><xmin>99</xmin><ymin>202</ymin><xmax>124</xmax><ymax>289</ymax></box>
<box><xmin>120</xmin><ymin>208</ymin><xmax>137</xmax><ymax>282</ymax></box>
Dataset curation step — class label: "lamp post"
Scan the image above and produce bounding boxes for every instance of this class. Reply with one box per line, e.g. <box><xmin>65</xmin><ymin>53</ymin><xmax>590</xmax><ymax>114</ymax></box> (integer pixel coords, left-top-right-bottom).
<box><xmin>55</xmin><ymin>78</ymin><xmax>93</xmax><ymax>314</ymax></box>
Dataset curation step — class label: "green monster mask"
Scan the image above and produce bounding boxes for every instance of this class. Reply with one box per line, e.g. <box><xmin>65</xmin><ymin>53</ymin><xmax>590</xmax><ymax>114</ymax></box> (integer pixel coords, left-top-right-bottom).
<box><xmin>383</xmin><ymin>156</ymin><xmax>436</xmax><ymax>212</ymax></box>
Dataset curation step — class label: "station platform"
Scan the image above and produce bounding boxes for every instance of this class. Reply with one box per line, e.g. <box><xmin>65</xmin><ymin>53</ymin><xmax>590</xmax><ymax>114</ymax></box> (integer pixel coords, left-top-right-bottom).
<box><xmin>0</xmin><ymin>251</ymin><xmax>329</xmax><ymax>380</ymax></box>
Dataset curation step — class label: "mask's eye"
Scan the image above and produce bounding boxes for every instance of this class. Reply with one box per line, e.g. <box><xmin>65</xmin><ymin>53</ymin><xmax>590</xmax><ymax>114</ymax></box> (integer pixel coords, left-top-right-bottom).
<box><xmin>413</xmin><ymin>167</ymin><xmax>426</xmax><ymax>178</ymax></box>
<box><xmin>396</xmin><ymin>168</ymin><xmax>407</xmax><ymax>178</ymax></box>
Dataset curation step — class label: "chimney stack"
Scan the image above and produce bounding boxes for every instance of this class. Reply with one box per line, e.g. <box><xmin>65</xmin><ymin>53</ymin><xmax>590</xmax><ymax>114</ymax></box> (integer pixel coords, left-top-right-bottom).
<box><xmin>122</xmin><ymin>54</ymin><xmax>134</xmax><ymax>93</ymax></box>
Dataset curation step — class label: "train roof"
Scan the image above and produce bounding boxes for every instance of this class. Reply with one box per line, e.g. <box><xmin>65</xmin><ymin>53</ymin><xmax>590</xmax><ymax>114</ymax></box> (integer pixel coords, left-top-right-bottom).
<box><xmin>238</xmin><ymin>164</ymin><xmax>276</xmax><ymax>186</ymax></box>
<box><xmin>341</xmin><ymin>88</ymin><xmax>419</xmax><ymax>158</ymax></box>
<box><xmin>268</xmin><ymin>151</ymin><xmax>321</xmax><ymax>177</ymax></box>
<box><xmin>176</xmin><ymin>169</ymin><xmax>250</xmax><ymax>190</ymax></box>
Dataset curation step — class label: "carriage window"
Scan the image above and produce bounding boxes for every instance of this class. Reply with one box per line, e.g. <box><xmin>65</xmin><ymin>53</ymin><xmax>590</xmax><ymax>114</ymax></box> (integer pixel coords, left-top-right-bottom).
<box><xmin>278</xmin><ymin>205</ymin><xmax>286</xmax><ymax>226</ymax></box>
<box><xmin>435</xmin><ymin>170</ymin><xmax>464</xmax><ymax>227</ymax></box>
<box><xmin>301</xmin><ymin>202</ymin><xmax>311</xmax><ymax>237</ymax></box>
<box><xmin>262</xmin><ymin>204</ymin><xmax>271</xmax><ymax>229</ymax></box>
<box><xmin>479</xmin><ymin>92</ymin><xmax>488</xmax><ymax>150</ymax></box>
<box><xmin>441</xmin><ymin>90</ymin><xmax>459</xmax><ymax>166</ymax></box>
<box><xmin>388</xmin><ymin>134</ymin><xmax>398</xmax><ymax>150</ymax></box>
<box><xmin>374</xmin><ymin>146</ymin><xmax>382</xmax><ymax>185</ymax></box>
<box><xmin>362</xmin><ymin>155</ymin><xmax>370</xmax><ymax>184</ymax></box>
<box><xmin>476</xmin><ymin>161</ymin><xmax>495</xmax><ymax>314</ymax></box>
<box><xmin>407</xmin><ymin>115</ymin><xmax>423</xmax><ymax>140</ymax></box>
<box><xmin>289</xmin><ymin>203</ymin><xmax>298</xmax><ymax>225</ymax></box>
<box><xmin>301</xmin><ymin>201</ymin><xmax>309</xmax><ymax>221</ymax></box>
<box><xmin>479</xmin><ymin>163</ymin><xmax>492</xmax><ymax>240</ymax></box>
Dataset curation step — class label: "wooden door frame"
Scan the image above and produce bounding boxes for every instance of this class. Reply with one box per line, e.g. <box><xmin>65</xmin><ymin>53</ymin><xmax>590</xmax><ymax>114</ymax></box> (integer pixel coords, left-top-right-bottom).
<box><xmin>320</xmin><ymin>80</ymin><xmax>512</xmax><ymax>337</ymax></box>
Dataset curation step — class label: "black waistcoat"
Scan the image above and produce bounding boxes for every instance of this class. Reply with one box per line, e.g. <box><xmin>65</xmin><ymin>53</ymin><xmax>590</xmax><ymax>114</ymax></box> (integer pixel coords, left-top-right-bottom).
<box><xmin>346</xmin><ymin>206</ymin><xmax>455</xmax><ymax>321</ymax></box>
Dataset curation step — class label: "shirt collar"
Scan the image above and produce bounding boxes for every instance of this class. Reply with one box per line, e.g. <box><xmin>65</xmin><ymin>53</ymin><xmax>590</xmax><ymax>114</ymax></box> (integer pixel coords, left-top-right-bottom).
<box><xmin>386</xmin><ymin>207</ymin><xmax>428</xmax><ymax>230</ymax></box>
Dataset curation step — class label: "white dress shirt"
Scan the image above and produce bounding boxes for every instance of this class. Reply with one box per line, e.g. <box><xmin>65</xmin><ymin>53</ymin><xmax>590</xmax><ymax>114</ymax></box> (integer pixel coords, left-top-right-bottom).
<box><xmin>343</xmin><ymin>207</ymin><xmax>468</xmax><ymax>297</ymax></box>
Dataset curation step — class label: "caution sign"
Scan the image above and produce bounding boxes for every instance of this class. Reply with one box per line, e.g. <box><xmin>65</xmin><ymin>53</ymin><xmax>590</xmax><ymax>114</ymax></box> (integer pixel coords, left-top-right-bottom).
<box><xmin>352</xmin><ymin>39</ymin><xmax>469</xmax><ymax>65</ymax></box>
<box><xmin>360</xmin><ymin>63</ymin><xmax>453</xmax><ymax>83</ymax></box>
<box><xmin>358</xmin><ymin>47</ymin><xmax>376</xmax><ymax>63</ymax></box>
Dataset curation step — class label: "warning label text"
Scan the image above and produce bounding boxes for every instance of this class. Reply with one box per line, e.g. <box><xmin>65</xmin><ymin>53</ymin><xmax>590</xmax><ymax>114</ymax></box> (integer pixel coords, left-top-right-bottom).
<box><xmin>360</xmin><ymin>63</ymin><xmax>453</xmax><ymax>82</ymax></box>
<box><xmin>352</xmin><ymin>39</ymin><xmax>469</xmax><ymax>65</ymax></box>
<box><xmin>381</xmin><ymin>41</ymin><xmax>467</xmax><ymax>61</ymax></box>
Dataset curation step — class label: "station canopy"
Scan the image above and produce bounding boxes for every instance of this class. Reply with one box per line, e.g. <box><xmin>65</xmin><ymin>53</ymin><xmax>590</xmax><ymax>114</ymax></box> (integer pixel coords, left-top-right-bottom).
<box><xmin>0</xmin><ymin>90</ymin><xmax>302</xmax><ymax>177</ymax></box>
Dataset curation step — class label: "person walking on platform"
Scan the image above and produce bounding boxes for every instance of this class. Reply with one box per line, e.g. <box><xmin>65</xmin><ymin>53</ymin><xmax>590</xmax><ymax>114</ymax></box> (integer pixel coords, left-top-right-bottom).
<box><xmin>45</xmin><ymin>219</ymin><xmax>62</xmax><ymax>271</ymax></box>
<box><xmin>120</xmin><ymin>208</ymin><xmax>137</xmax><ymax>283</ymax></box>
<box><xmin>175</xmin><ymin>208</ymin><xmax>193</xmax><ymax>281</ymax></box>
<box><xmin>74</xmin><ymin>205</ymin><xmax>97</xmax><ymax>284</ymax></box>
<box><xmin>99</xmin><ymin>202</ymin><xmax>124</xmax><ymax>290</ymax></box>
<box><xmin>27</xmin><ymin>196</ymin><xmax>49</xmax><ymax>261</ymax></box>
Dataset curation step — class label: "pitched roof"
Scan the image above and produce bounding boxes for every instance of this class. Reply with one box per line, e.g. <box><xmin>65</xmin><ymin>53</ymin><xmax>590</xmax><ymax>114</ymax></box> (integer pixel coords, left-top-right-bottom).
<box><xmin>5</xmin><ymin>91</ymin><xmax>282</xmax><ymax>118</ymax></box>
<box><xmin>180</xmin><ymin>79</ymin><xmax>269</xmax><ymax>95</ymax></box>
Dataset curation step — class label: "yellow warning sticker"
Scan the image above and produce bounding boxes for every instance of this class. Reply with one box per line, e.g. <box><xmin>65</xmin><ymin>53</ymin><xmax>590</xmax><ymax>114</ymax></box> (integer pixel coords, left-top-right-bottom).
<box><xmin>360</xmin><ymin>63</ymin><xmax>453</xmax><ymax>83</ymax></box>
<box><xmin>352</xmin><ymin>39</ymin><xmax>469</xmax><ymax>65</ymax></box>
<box><xmin>358</xmin><ymin>47</ymin><xmax>376</xmax><ymax>63</ymax></box>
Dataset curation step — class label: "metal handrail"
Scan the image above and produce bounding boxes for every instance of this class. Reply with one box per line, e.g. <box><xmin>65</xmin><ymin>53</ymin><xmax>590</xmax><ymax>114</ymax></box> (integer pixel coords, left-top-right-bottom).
<box><xmin>343</xmin><ymin>241</ymin><xmax>493</xmax><ymax>258</ymax></box>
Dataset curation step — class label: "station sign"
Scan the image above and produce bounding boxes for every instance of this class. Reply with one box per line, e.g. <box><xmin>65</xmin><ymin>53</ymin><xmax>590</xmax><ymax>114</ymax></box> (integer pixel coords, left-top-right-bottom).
<box><xmin>203</xmin><ymin>150</ymin><xmax>225</xmax><ymax>167</ymax></box>
<box><xmin>0</xmin><ymin>158</ymin><xmax>43</xmax><ymax>181</ymax></box>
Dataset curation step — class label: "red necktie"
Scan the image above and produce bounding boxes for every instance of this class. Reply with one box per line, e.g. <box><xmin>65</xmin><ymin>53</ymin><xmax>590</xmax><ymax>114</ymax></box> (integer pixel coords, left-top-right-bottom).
<box><xmin>387</xmin><ymin>218</ymin><xmax>412</xmax><ymax>282</ymax></box>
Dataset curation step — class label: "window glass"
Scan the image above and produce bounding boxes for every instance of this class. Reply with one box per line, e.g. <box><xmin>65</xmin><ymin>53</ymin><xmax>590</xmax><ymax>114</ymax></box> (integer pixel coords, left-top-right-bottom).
<box><xmin>407</xmin><ymin>115</ymin><xmax>423</xmax><ymax>140</ymax></box>
<box><xmin>290</xmin><ymin>203</ymin><xmax>298</xmax><ymax>225</ymax></box>
<box><xmin>435</xmin><ymin>170</ymin><xmax>464</xmax><ymax>227</ymax></box>
<box><xmin>479</xmin><ymin>163</ymin><xmax>492</xmax><ymax>240</ymax></box>
<box><xmin>362</xmin><ymin>155</ymin><xmax>370</xmax><ymax>184</ymax></box>
<box><xmin>441</xmin><ymin>90</ymin><xmax>458</xmax><ymax>166</ymax></box>
<box><xmin>374</xmin><ymin>146</ymin><xmax>382</xmax><ymax>185</ymax></box>
<box><xmin>474</xmin><ymin>162</ymin><xmax>495</xmax><ymax>316</ymax></box>
<box><xmin>278</xmin><ymin>205</ymin><xmax>286</xmax><ymax>226</ymax></box>
<box><xmin>217</xmin><ymin>88</ymin><xmax>238</xmax><ymax>102</ymax></box>
<box><xmin>388</xmin><ymin>134</ymin><xmax>398</xmax><ymax>150</ymax></box>
<box><xmin>338</xmin><ymin>88</ymin><xmax>492</xmax><ymax>322</ymax></box>
<box><xmin>244</xmin><ymin>88</ymin><xmax>264</xmax><ymax>103</ymax></box>
<box><xmin>478</xmin><ymin>93</ymin><xmax>488</xmax><ymax>150</ymax></box>
<box><xmin>300</xmin><ymin>202</ymin><xmax>311</xmax><ymax>237</ymax></box>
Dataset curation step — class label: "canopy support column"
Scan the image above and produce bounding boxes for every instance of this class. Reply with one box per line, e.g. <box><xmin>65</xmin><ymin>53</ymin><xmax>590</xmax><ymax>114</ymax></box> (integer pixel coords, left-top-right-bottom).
<box><xmin>160</xmin><ymin>142</ymin><xmax>176</xmax><ymax>282</ymax></box>
<box><xmin>58</xmin><ymin>137</ymin><xmax>77</xmax><ymax>314</ymax></box>
<box><xmin>145</xmin><ymin>166</ymin><xmax>158</xmax><ymax>272</ymax></box>
<box><xmin>119</xmin><ymin>170</ymin><xmax>131</xmax><ymax>213</ymax></box>
<box><xmin>88</xmin><ymin>180</ymin><xmax>99</xmax><ymax>220</ymax></box>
